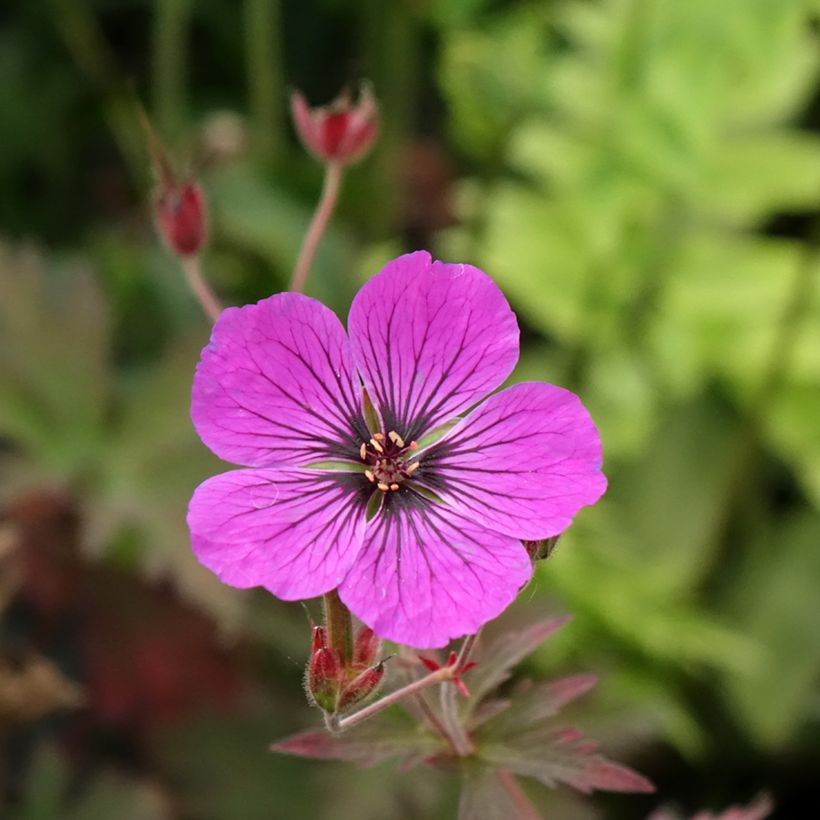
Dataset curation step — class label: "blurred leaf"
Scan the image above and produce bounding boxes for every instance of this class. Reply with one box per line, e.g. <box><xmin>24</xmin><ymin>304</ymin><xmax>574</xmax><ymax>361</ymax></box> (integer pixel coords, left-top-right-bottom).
<box><xmin>271</xmin><ymin>716</ymin><xmax>442</xmax><ymax>769</ymax></box>
<box><xmin>458</xmin><ymin>767</ymin><xmax>537</xmax><ymax>820</ymax></box>
<box><xmin>721</xmin><ymin>512</ymin><xmax>820</xmax><ymax>747</ymax></box>
<box><xmin>478</xmin><ymin>725</ymin><xmax>654</xmax><ymax>795</ymax></box>
<box><xmin>467</xmin><ymin>616</ymin><xmax>572</xmax><ymax>708</ymax></box>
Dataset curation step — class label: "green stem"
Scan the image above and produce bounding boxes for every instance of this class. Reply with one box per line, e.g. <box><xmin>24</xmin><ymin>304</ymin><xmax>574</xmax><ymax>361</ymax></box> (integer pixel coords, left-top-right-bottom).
<box><xmin>323</xmin><ymin>590</ymin><xmax>353</xmax><ymax>665</ymax></box>
<box><xmin>152</xmin><ymin>0</ymin><xmax>192</xmax><ymax>137</ymax></box>
<box><xmin>244</xmin><ymin>0</ymin><xmax>284</xmax><ymax>162</ymax></box>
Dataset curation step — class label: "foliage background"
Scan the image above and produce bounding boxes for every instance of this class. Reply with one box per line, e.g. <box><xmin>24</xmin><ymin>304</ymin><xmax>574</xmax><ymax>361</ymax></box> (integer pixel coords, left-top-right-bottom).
<box><xmin>1</xmin><ymin>0</ymin><xmax>819</xmax><ymax>817</ymax></box>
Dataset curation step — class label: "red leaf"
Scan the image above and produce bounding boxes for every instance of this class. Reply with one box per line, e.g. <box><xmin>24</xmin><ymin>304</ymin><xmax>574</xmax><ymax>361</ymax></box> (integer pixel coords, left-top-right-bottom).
<box><xmin>270</xmin><ymin>720</ymin><xmax>443</xmax><ymax>769</ymax></box>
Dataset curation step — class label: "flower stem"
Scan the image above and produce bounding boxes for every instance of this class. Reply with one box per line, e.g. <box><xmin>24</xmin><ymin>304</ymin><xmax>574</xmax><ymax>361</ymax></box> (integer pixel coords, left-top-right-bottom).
<box><xmin>335</xmin><ymin>666</ymin><xmax>454</xmax><ymax>732</ymax></box>
<box><xmin>243</xmin><ymin>0</ymin><xmax>284</xmax><ymax>162</ymax></box>
<box><xmin>179</xmin><ymin>255</ymin><xmax>222</xmax><ymax>322</ymax></box>
<box><xmin>439</xmin><ymin>632</ymin><xmax>479</xmax><ymax>756</ymax></box>
<box><xmin>290</xmin><ymin>161</ymin><xmax>343</xmax><ymax>293</ymax></box>
<box><xmin>323</xmin><ymin>589</ymin><xmax>353</xmax><ymax>665</ymax></box>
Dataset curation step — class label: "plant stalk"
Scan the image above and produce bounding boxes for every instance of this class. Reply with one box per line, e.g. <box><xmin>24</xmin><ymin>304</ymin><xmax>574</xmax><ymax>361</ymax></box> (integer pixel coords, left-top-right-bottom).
<box><xmin>180</xmin><ymin>255</ymin><xmax>222</xmax><ymax>322</ymax></box>
<box><xmin>290</xmin><ymin>161</ymin><xmax>343</xmax><ymax>293</ymax></box>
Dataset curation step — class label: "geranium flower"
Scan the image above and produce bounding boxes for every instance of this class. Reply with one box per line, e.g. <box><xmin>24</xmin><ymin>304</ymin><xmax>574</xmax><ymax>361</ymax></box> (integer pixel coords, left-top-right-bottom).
<box><xmin>187</xmin><ymin>252</ymin><xmax>606</xmax><ymax>648</ymax></box>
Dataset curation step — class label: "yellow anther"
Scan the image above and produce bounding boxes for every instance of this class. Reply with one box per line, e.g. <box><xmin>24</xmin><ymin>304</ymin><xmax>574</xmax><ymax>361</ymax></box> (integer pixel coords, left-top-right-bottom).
<box><xmin>377</xmin><ymin>482</ymin><xmax>390</xmax><ymax>492</ymax></box>
<box><xmin>365</xmin><ymin>470</ymin><xmax>375</xmax><ymax>482</ymax></box>
<box><xmin>373</xmin><ymin>432</ymin><xmax>385</xmax><ymax>441</ymax></box>
<box><xmin>388</xmin><ymin>431</ymin><xmax>405</xmax><ymax>448</ymax></box>
<box><xmin>370</xmin><ymin>438</ymin><xmax>384</xmax><ymax>453</ymax></box>
<box><xmin>406</xmin><ymin>462</ymin><xmax>420</xmax><ymax>475</ymax></box>
<box><xmin>359</xmin><ymin>443</ymin><xmax>367</xmax><ymax>460</ymax></box>
<box><xmin>390</xmin><ymin>483</ymin><xmax>400</xmax><ymax>491</ymax></box>
<box><xmin>409</xmin><ymin>440</ymin><xmax>419</xmax><ymax>450</ymax></box>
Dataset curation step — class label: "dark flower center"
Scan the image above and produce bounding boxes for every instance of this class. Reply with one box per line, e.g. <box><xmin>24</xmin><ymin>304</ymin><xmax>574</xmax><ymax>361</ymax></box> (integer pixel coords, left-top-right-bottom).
<box><xmin>359</xmin><ymin>430</ymin><xmax>420</xmax><ymax>493</ymax></box>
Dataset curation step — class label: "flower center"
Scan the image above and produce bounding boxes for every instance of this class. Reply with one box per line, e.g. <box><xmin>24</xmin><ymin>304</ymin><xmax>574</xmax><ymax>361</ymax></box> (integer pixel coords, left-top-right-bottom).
<box><xmin>359</xmin><ymin>431</ymin><xmax>420</xmax><ymax>492</ymax></box>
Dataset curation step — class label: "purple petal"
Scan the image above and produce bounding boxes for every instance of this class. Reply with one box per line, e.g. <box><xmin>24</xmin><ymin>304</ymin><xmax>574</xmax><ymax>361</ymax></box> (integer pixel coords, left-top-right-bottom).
<box><xmin>192</xmin><ymin>293</ymin><xmax>366</xmax><ymax>468</ymax></box>
<box><xmin>423</xmin><ymin>382</ymin><xmax>607</xmax><ymax>539</ymax></box>
<box><xmin>339</xmin><ymin>503</ymin><xmax>532</xmax><ymax>648</ymax></box>
<box><xmin>348</xmin><ymin>252</ymin><xmax>519</xmax><ymax>441</ymax></box>
<box><xmin>187</xmin><ymin>468</ymin><xmax>367</xmax><ymax>600</ymax></box>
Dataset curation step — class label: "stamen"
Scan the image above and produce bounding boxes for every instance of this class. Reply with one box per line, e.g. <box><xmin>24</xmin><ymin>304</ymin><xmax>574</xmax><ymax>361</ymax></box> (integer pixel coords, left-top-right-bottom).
<box><xmin>406</xmin><ymin>462</ymin><xmax>420</xmax><ymax>474</ymax></box>
<box><xmin>373</xmin><ymin>432</ymin><xmax>385</xmax><ymax>441</ymax></box>
<box><xmin>365</xmin><ymin>470</ymin><xmax>375</xmax><ymax>482</ymax></box>
<box><xmin>370</xmin><ymin>438</ymin><xmax>384</xmax><ymax>453</ymax></box>
<box><xmin>377</xmin><ymin>483</ymin><xmax>390</xmax><ymax>492</ymax></box>
<box><xmin>388</xmin><ymin>431</ymin><xmax>405</xmax><ymax>448</ymax></box>
<box><xmin>390</xmin><ymin>483</ymin><xmax>400</xmax><ymax>491</ymax></box>
<box><xmin>359</xmin><ymin>443</ymin><xmax>367</xmax><ymax>460</ymax></box>
<box><xmin>409</xmin><ymin>441</ymin><xmax>419</xmax><ymax>450</ymax></box>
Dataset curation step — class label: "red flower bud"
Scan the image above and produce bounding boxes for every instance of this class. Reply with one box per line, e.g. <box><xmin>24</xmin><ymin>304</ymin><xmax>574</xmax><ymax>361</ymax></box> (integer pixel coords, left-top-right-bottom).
<box><xmin>138</xmin><ymin>104</ymin><xmax>208</xmax><ymax>258</ymax></box>
<box><xmin>290</xmin><ymin>85</ymin><xmax>378</xmax><ymax>166</ymax></box>
<box><xmin>352</xmin><ymin>626</ymin><xmax>380</xmax><ymax>667</ymax></box>
<box><xmin>307</xmin><ymin>641</ymin><xmax>343</xmax><ymax>713</ymax></box>
<box><xmin>154</xmin><ymin>181</ymin><xmax>207</xmax><ymax>257</ymax></box>
<box><xmin>338</xmin><ymin>662</ymin><xmax>385</xmax><ymax>711</ymax></box>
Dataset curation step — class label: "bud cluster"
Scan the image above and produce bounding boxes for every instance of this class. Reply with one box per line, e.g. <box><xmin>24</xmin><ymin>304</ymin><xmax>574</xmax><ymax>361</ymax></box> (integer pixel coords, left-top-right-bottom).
<box><xmin>306</xmin><ymin>624</ymin><xmax>385</xmax><ymax>714</ymax></box>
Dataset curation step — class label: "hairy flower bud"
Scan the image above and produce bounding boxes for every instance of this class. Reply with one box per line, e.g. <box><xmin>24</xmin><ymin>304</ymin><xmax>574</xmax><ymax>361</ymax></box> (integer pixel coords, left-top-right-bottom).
<box><xmin>154</xmin><ymin>181</ymin><xmax>207</xmax><ymax>257</ymax></box>
<box><xmin>337</xmin><ymin>662</ymin><xmax>385</xmax><ymax>711</ymax></box>
<box><xmin>290</xmin><ymin>84</ymin><xmax>378</xmax><ymax>166</ymax></box>
<box><xmin>352</xmin><ymin>626</ymin><xmax>380</xmax><ymax>667</ymax></box>
<box><xmin>306</xmin><ymin>627</ymin><xmax>343</xmax><ymax>712</ymax></box>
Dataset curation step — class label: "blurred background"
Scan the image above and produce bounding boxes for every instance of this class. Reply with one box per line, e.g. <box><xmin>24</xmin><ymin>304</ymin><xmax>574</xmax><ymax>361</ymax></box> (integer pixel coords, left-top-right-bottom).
<box><xmin>1</xmin><ymin>0</ymin><xmax>820</xmax><ymax>817</ymax></box>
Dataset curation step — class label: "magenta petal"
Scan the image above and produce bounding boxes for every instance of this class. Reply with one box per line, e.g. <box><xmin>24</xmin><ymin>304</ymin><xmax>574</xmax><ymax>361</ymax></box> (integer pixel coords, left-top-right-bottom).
<box><xmin>192</xmin><ymin>293</ymin><xmax>365</xmax><ymax>468</ymax></box>
<box><xmin>424</xmin><ymin>382</ymin><xmax>607</xmax><ymax>540</ymax></box>
<box><xmin>187</xmin><ymin>468</ymin><xmax>367</xmax><ymax>600</ymax></box>
<box><xmin>348</xmin><ymin>252</ymin><xmax>519</xmax><ymax>441</ymax></box>
<box><xmin>339</xmin><ymin>505</ymin><xmax>532</xmax><ymax>648</ymax></box>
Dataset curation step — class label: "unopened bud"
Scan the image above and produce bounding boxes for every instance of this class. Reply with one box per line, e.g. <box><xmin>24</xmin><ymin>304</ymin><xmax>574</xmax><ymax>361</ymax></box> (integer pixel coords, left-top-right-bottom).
<box><xmin>352</xmin><ymin>626</ymin><xmax>380</xmax><ymax>667</ymax></box>
<box><xmin>307</xmin><ymin>644</ymin><xmax>342</xmax><ymax>713</ymax></box>
<box><xmin>523</xmin><ymin>535</ymin><xmax>561</xmax><ymax>562</ymax></box>
<box><xmin>338</xmin><ymin>662</ymin><xmax>385</xmax><ymax>711</ymax></box>
<box><xmin>154</xmin><ymin>181</ymin><xmax>207</xmax><ymax>257</ymax></box>
<box><xmin>138</xmin><ymin>104</ymin><xmax>208</xmax><ymax>258</ymax></box>
<box><xmin>290</xmin><ymin>84</ymin><xmax>378</xmax><ymax>166</ymax></box>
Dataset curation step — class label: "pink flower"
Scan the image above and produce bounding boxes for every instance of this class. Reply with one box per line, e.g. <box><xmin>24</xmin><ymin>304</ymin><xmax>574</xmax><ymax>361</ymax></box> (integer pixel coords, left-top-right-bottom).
<box><xmin>187</xmin><ymin>252</ymin><xmax>606</xmax><ymax>648</ymax></box>
<box><xmin>290</xmin><ymin>86</ymin><xmax>378</xmax><ymax>166</ymax></box>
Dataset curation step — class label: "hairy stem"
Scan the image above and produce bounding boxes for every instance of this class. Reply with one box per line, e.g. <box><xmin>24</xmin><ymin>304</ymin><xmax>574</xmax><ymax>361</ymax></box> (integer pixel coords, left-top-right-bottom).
<box><xmin>180</xmin><ymin>255</ymin><xmax>222</xmax><ymax>322</ymax></box>
<box><xmin>290</xmin><ymin>161</ymin><xmax>343</xmax><ymax>293</ymax></box>
<box><xmin>323</xmin><ymin>589</ymin><xmax>353</xmax><ymax>665</ymax></box>
<box><xmin>335</xmin><ymin>666</ymin><xmax>454</xmax><ymax>732</ymax></box>
<box><xmin>439</xmin><ymin>631</ymin><xmax>480</xmax><ymax>756</ymax></box>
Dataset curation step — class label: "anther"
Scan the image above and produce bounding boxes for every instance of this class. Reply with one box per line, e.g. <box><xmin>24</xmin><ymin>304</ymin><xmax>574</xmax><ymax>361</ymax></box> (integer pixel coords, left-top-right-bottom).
<box><xmin>377</xmin><ymin>483</ymin><xmax>390</xmax><ymax>492</ymax></box>
<box><xmin>390</xmin><ymin>483</ymin><xmax>400</xmax><ymax>491</ymax></box>
<box><xmin>406</xmin><ymin>462</ymin><xmax>420</xmax><ymax>475</ymax></box>
<box><xmin>365</xmin><ymin>470</ymin><xmax>375</xmax><ymax>482</ymax></box>
<box><xmin>359</xmin><ymin>443</ymin><xmax>367</xmax><ymax>460</ymax></box>
<box><xmin>373</xmin><ymin>433</ymin><xmax>385</xmax><ymax>441</ymax></box>
<box><xmin>409</xmin><ymin>441</ymin><xmax>419</xmax><ymax>450</ymax></box>
<box><xmin>388</xmin><ymin>431</ymin><xmax>405</xmax><ymax>448</ymax></box>
<box><xmin>370</xmin><ymin>438</ymin><xmax>384</xmax><ymax>453</ymax></box>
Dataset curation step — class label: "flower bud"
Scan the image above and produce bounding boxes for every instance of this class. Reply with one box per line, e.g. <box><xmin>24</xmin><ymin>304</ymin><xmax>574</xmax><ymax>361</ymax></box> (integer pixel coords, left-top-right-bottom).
<box><xmin>154</xmin><ymin>181</ymin><xmax>207</xmax><ymax>257</ymax></box>
<box><xmin>338</xmin><ymin>662</ymin><xmax>385</xmax><ymax>711</ymax></box>
<box><xmin>306</xmin><ymin>628</ymin><xmax>343</xmax><ymax>712</ymax></box>
<box><xmin>523</xmin><ymin>535</ymin><xmax>561</xmax><ymax>562</ymax></box>
<box><xmin>352</xmin><ymin>626</ymin><xmax>380</xmax><ymax>667</ymax></box>
<box><xmin>290</xmin><ymin>85</ymin><xmax>378</xmax><ymax>166</ymax></box>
